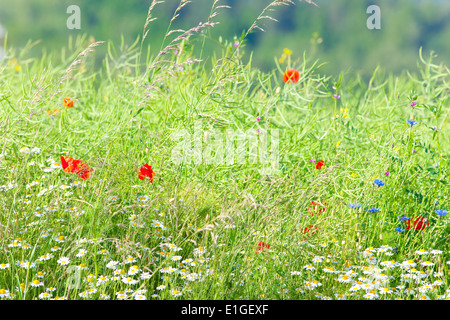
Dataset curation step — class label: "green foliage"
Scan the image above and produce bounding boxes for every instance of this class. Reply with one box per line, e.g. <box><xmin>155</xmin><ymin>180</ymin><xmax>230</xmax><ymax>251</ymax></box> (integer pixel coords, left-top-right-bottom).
<box><xmin>0</xmin><ymin>0</ymin><xmax>448</xmax><ymax>301</ymax></box>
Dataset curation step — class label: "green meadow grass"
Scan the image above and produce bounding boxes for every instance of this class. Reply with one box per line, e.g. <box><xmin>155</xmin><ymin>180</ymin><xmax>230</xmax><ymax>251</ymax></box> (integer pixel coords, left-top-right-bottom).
<box><xmin>0</xmin><ymin>1</ymin><xmax>449</xmax><ymax>301</ymax></box>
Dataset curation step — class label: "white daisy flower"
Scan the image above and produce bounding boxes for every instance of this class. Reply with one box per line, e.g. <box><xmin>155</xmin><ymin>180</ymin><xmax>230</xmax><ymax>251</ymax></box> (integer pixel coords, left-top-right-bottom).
<box><xmin>57</xmin><ymin>257</ymin><xmax>70</xmax><ymax>265</ymax></box>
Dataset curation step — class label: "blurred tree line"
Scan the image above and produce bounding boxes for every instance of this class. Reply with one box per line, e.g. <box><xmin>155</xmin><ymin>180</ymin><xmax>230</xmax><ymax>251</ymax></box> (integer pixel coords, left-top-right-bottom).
<box><xmin>0</xmin><ymin>0</ymin><xmax>449</xmax><ymax>77</ymax></box>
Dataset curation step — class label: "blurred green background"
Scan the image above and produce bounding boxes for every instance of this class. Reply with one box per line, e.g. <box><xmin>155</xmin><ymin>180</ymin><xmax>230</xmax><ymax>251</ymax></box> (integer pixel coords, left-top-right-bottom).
<box><xmin>0</xmin><ymin>0</ymin><xmax>449</xmax><ymax>77</ymax></box>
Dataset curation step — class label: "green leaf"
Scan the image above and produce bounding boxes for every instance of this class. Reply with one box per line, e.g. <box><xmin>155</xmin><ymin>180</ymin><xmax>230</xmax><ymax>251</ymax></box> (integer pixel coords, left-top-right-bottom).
<box><xmin>132</xmin><ymin>107</ymin><xmax>144</xmax><ymax>117</ymax></box>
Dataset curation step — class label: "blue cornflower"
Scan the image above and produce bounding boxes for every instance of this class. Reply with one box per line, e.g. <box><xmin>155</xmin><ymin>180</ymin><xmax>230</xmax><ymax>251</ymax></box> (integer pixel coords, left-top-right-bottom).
<box><xmin>367</xmin><ymin>208</ymin><xmax>380</xmax><ymax>213</ymax></box>
<box><xmin>349</xmin><ymin>203</ymin><xmax>362</xmax><ymax>209</ymax></box>
<box><xmin>396</xmin><ymin>227</ymin><xmax>405</xmax><ymax>233</ymax></box>
<box><xmin>398</xmin><ymin>216</ymin><xmax>411</xmax><ymax>222</ymax></box>
<box><xmin>435</xmin><ymin>209</ymin><xmax>447</xmax><ymax>217</ymax></box>
<box><xmin>373</xmin><ymin>179</ymin><xmax>385</xmax><ymax>187</ymax></box>
<box><xmin>407</xmin><ymin>120</ymin><xmax>417</xmax><ymax>126</ymax></box>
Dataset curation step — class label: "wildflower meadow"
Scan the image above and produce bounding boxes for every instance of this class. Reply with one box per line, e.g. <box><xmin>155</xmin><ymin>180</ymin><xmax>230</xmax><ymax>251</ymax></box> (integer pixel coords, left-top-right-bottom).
<box><xmin>0</xmin><ymin>0</ymin><xmax>449</xmax><ymax>303</ymax></box>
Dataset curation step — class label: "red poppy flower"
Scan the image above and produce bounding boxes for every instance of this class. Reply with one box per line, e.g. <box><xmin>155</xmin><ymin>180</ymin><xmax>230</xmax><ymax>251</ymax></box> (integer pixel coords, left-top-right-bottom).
<box><xmin>61</xmin><ymin>156</ymin><xmax>93</xmax><ymax>180</ymax></box>
<box><xmin>304</xmin><ymin>226</ymin><xmax>317</xmax><ymax>233</ymax></box>
<box><xmin>308</xmin><ymin>200</ymin><xmax>327</xmax><ymax>216</ymax></box>
<box><xmin>301</xmin><ymin>226</ymin><xmax>317</xmax><ymax>241</ymax></box>
<box><xmin>283</xmin><ymin>69</ymin><xmax>300</xmax><ymax>83</ymax></box>
<box><xmin>138</xmin><ymin>164</ymin><xmax>155</xmax><ymax>183</ymax></box>
<box><xmin>63</xmin><ymin>98</ymin><xmax>74</xmax><ymax>108</ymax></box>
<box><xmin>256</xmin><ymin>241</ymin><xmax>270</xmax><ymax>253</ymax></box>
<box><xmin>406</xmin><ymin>216</ymin><xmax>429</xmax><ymax>231</ymax></box>
<box><xmin>316</xmin><ymin>160</ymin><xmax>325</xmax><ymax>169</ymax></box>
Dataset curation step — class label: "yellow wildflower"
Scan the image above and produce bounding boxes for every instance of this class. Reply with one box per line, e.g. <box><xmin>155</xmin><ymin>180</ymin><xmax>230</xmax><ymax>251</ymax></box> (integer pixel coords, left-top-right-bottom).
<box><xmin>283</xmin><ymin>48</ymin><xmax>292</xmax><ymax>55</ymax></box>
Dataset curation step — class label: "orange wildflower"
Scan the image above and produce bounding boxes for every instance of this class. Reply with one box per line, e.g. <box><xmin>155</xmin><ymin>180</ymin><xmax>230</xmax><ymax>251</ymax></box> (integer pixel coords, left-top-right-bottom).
<box><xmin>61</xmin><ymin>156</ymin><xmax>93</xmax><ymax>180</ymax></box>
<box><xmin>283</xmin><ymin>69</ymin><xmax>300</xmax><ymax>83</ymax></box>
<box><xmin>46</xmin><ymin>108</ymin><xmax>61</xmax><ymax>117</ymax></box>
<box><xmin>63</xmin><ymin>98</ymin><xmax>74</xmax><ymax>108</ymax></box>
